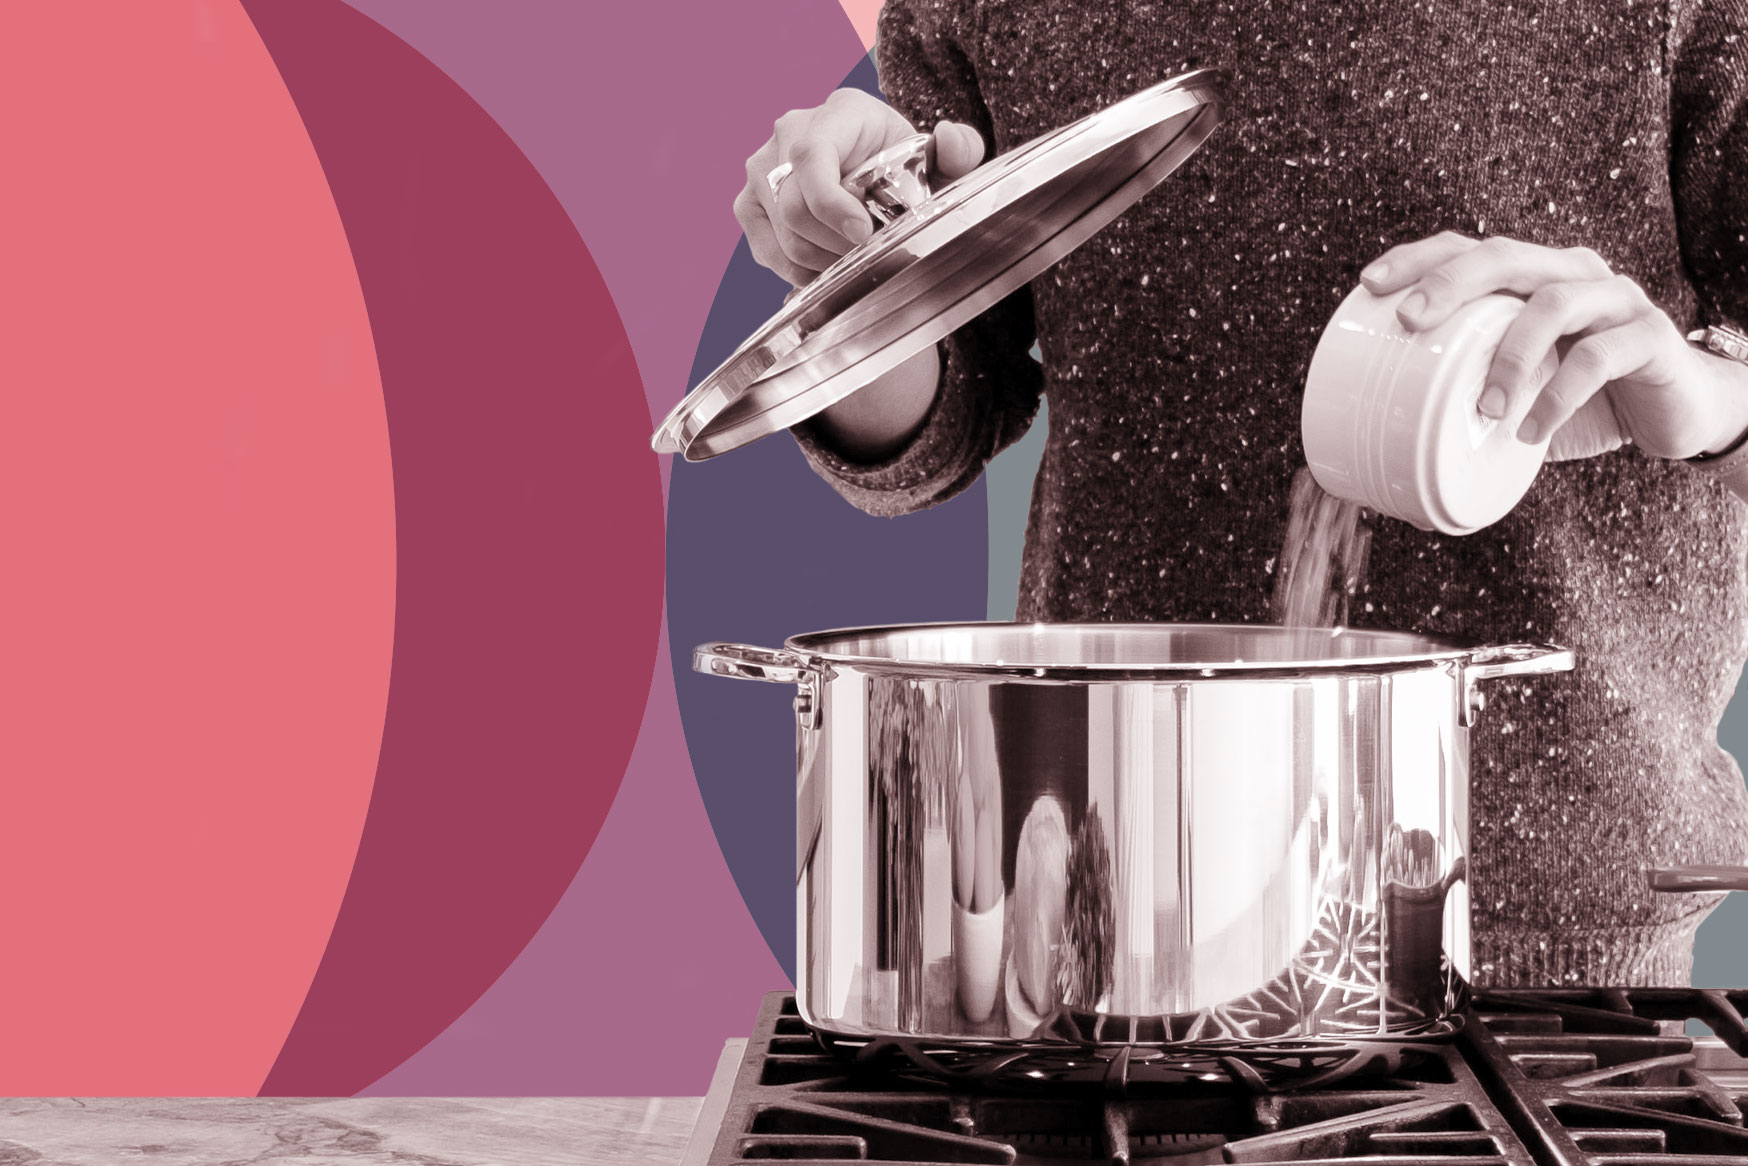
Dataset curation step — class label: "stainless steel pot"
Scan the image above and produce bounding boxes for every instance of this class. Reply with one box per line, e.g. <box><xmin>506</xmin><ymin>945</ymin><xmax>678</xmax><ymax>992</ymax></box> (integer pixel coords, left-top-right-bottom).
<box><xmin>695</xmin><ymin>622</ymin><xmax>1583</xmax><ymax>1091</ymax></box>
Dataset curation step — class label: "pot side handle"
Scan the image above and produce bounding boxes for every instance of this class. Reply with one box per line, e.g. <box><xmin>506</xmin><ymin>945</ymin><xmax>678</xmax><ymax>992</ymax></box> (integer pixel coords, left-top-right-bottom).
<box><xmin>694</xmin><ymin>642</ymin><xmax>823</xmax><ymax>730</ymax></box>
<box><xmin>1649</xmin><ymin>865</ymin><xmax>1748</xmax><ymax>894</ymax></box>
<box><xmin>1458</xmin><ymin>642</ymin><xmax>1574</xmax><ymax>727</ymax></box>
<box><xmin>1456</xmin><ymin>644</ymin><xmax>1748</xmax><ymax>897</ymax></box>
<box><xmin>694</xmin><ymin>642</ymin><xmax>809</xmax><ymax>685</ymax></box>
<box><xmin>1464</xmin><ymin>642</ymin><xmax>1576</xmax><ymax>683</ymax></box>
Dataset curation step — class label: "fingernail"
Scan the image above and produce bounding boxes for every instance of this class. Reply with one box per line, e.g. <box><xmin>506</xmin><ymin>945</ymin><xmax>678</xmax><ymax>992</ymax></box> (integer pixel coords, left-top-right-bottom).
<box><xmin>842</xmin><ymin>216</ymin><xmax>872</xmax><ymax>245</ymax></box>
<box><xmin>1517</xmin><ymin>416</ymin><xmax>1542</xmax><ymax>444</ymax></box>
<box><xmin>1361</xmin><ymin>262</ymin><xmax>1389</xmax><ymax>284</ymax></box>
<box><xmin>1399</xmin><ymin>291</ymin><xmax>1428</xmax><ymax>322</ymax></box>
<box><xmin>1478</xmin><ymin>384</ymin><xmax>1508</xmax><ymax>418</ymax></box>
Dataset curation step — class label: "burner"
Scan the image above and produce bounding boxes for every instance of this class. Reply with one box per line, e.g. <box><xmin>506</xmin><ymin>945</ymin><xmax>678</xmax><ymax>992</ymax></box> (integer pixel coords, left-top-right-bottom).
<box><xmin>816</xmin><ymin>1026</ymin><xmax>1464</xmax><ymax>1096</ymax></box>
<box><xmin>687</xmin><ymin>991</ymin><xmax>1748</xmax><ymax>1165</ymax></box>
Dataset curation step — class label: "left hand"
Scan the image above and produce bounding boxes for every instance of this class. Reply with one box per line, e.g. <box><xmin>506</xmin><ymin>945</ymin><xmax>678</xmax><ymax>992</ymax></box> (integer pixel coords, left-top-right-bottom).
<box><xmin>1359</xmin><ymin>232</ymin><xmax>1748</xmax><ymax>462</ymax></box>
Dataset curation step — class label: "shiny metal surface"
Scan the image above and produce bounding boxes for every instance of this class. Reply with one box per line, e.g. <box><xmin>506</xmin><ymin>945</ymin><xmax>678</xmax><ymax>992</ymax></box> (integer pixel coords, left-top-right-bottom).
<box><xmin>764</xmin><ymin>160</ymin><xmax>793</xmax><ymax>197</ymax></box>
<box><xmin>841</xmin><ymin>134</ymin><xmax>931</xmax><ymax>225</ymax></box>
<box><xmin>698</xmin><ymin>622</ymin><xmax>1572</xmax><ymax>1083</ymax></box>
<box><xmin>1649</xmin><ymin>864</ymin><xmax>1748</xmax><ymax>893</ymax></box>
<box><xmin>1690</xmin><ymin>323</ymin><xmax>1748</xmax><ymax>366</ymax></box>
<box><xmin>784</xmin><ymin>621</ymin><xmax>1572</xmax><ymax>680</ymax></box>
<box><xmin>650</xmin><ymin>70</ymin><xmax>1226</xmax><ymax>461</ymax></box>
<box><xmin>695</xmin><ymin>641</ymin><xmax>822</xmax><ymax>729</ymax></box>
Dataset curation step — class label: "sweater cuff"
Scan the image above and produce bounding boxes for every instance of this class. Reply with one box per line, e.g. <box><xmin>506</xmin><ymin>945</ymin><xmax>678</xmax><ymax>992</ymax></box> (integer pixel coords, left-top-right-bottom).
<box><xmin>1472</xmin><ymin>914</ymin><xmax>1711</xmax><ymax>989</ymax></box>
<box><xmin>790</xmin><ymin>343</ymin><xmax>988</xmax><ymax>516</ymax></box>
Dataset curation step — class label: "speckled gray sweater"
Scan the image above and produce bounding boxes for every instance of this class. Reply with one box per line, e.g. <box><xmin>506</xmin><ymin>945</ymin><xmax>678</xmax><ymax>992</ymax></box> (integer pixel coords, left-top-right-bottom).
<box><xmin>794</xmin><ymin>0</ymin><xmax>1748</xmax><ymax>986</ymax></box>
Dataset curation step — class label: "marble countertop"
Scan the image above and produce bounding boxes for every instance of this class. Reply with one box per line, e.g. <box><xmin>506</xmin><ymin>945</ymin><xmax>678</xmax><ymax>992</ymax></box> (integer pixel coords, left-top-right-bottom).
<box><xmin>0</xmin><ymin>1096</ymin><xmax>704</xmax><ymax>1166</ymax></box>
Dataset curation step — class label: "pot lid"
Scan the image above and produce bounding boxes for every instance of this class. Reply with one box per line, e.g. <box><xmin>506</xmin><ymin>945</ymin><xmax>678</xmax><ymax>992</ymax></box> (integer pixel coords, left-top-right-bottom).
<box><xmin>651</xmin><ymin>69</ymin><xmax>1228</xmax><ymax>461</ymax></box>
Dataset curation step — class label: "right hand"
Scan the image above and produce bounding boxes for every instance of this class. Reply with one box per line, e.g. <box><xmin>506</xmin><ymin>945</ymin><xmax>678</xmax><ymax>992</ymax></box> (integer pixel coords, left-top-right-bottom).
<box><xmin>735</xmin><ymin>88</ymin><xmax>987</xmax><ymax>287</ymax></box>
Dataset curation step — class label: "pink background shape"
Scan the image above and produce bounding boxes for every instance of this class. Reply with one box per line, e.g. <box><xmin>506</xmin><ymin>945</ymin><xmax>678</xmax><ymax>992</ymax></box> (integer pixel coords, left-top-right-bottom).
<box><xmin>0</xmin><ymin>0</ymin><xmax>876</xmax><ymax>1098</ymax></box>
<box><xmin>0</xmin><ymin>0</ymin><xmax>393</xmax><ymax>1094</ymax></box>
<box><xmin>840</xmin><ymin>0</ymin><xmax>883</xmax><ymax>46</ymax></box>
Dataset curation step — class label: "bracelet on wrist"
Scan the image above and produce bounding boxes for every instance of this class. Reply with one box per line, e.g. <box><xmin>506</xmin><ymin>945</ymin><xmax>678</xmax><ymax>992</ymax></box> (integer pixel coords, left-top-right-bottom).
<box><xmin>1689</xmin><ymin>323</ymin><xmax>1748</xmax><ymax>366</ymax></box>
<box><xmin>1685</xmin><ymin>325</ymin><xmax>1748</xmax><ymax>493</ymax></box>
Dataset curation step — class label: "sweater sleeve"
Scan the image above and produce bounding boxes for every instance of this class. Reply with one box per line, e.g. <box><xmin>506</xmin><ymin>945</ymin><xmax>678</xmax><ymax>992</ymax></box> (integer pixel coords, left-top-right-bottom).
<box><xmin>789</xmin><ymin>0</ymin><xmax>1046</xmax><ymax>518</ymax></box>
<box><xmin>1669</xmin><ymin>0</ymin><xmax>1748</xmax><ymax>332</ymax></box>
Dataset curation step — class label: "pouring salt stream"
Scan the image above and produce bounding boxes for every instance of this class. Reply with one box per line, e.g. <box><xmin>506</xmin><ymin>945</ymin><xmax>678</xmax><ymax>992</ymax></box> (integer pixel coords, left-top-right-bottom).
<box><xmin>1272</xmin><ymin>278</ymin><xmax>1588</xmax><ymax>638</ymax></box>
<box><xmin>1271</xmin><ymin>468</ymin><xmax>1372</xmax><ymax>631</ymax></box>
<box><xmin>1228</xmin><ymin>285</ymin><xmax>1569</xmax><ymax>1033</ymax></box>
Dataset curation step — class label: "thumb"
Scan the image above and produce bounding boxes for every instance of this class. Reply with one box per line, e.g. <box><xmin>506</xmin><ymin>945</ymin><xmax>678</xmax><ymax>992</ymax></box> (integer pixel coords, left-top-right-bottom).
<box><xmin>1545</xmin><ymin>394</ymin><xmax>1625</xmax><ymax>462</ymax></box>
<box><xmin>931</xmin><ymin>120</ymin><xmax>986</xmax><ymax>180</ymax></box>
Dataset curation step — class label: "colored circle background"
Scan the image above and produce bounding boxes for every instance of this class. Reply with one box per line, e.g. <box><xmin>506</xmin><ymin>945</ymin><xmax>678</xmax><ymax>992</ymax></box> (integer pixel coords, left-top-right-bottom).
<box><xmin>0</xmin><ymin>0</ymin><xmax>1740</xmax><ymax>1099</ymax></box>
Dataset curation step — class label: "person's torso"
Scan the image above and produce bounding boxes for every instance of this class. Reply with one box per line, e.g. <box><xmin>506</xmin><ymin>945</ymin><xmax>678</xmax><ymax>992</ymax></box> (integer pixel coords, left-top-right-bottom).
<box><xmin>953</xmin><ymin>0</ymin><xmax>1695</xmax><ymax>618</ymax></box>
<box><xmin>948</xmin><ymin>0</ymin><xmax>1748</xmax><ymax>965</ymax></box>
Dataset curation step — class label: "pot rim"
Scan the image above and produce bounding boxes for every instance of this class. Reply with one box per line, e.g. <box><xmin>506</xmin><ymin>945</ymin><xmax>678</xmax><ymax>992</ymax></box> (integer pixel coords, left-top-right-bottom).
<box><xmin>780</xmin><ymin>620</ymin><xmax>1538</xmax><ymax>683</ymax></box>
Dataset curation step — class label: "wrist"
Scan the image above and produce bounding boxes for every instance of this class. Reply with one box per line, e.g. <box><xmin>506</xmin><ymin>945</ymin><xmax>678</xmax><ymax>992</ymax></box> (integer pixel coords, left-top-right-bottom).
<box><xmin>1684</xmin><ymin>348</ymin><xmax>1748</xmax><ymax>501</ymax></box>
<box><xmin>1700</xmin><ymin>418</ymin><xmax>1748</xmax><ymax>459</ymax></box>
<box><xmin>1699</xmin><ymin>355</ymin><xmax>1748</xmax><ymax>457</ymax></box>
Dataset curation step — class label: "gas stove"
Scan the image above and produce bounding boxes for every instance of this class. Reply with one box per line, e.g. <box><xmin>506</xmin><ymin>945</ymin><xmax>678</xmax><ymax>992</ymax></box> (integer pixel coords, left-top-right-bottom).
<box><xmin>680</xmin><ymin>990</ymin><xmax>1748</xmax><ymax>1165</ymax></box>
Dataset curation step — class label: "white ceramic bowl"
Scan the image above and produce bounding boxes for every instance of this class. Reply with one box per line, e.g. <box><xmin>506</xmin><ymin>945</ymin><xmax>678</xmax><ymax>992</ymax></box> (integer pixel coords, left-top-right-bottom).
<box><xmin>1302</xmin><ymin>285</ymin><xmax>1557</xmax><ymax>535</ymax></box>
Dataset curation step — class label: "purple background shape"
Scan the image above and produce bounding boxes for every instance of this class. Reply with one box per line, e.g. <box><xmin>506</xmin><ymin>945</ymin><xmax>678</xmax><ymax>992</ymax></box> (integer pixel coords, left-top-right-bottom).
<box><xmin>667</xmin><ymin>229</ymin><xmax>991</xmax><ymax>974</ymax></box>
<box><xmin>332</xmin><ymin>0</ymin><xmax>872</xmax><ymax>1093</ymax></box>
<box><xmin>366</xmin><ymin>618</ymin><xmax>789</xmax><ymax>1095</ymax></box>
<box><xmin>341</xmin><ymin>0</ymin><xmax>866</xmax><ymax>427</ymax></box>
<box><xmin>242</xmin><ymin>0</ymin><xmax>665</xmax><ymax>1097</ymax></box>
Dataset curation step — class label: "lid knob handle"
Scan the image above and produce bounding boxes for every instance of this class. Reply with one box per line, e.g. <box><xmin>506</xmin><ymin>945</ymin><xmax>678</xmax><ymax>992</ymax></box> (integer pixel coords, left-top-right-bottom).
<box><xmin>841</xmin><ymin>133</ymin><xmax>932</xmax><ymax>225</ymax></box>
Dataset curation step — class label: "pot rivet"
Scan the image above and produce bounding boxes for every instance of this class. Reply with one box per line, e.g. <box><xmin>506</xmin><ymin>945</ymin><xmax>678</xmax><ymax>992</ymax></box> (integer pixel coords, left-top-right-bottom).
<box><xmin>1463</xmin><ymin>686</ymin><xmax>1487</xmax><ymax>727</ymax></box>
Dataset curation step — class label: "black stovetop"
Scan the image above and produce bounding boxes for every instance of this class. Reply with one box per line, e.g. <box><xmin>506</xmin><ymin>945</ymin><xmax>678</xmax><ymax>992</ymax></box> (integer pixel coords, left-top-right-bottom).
<box><xmin>695</xmin><ymin>989</ymin><xmax>1748</xmax><ymax>1165</ymax></box>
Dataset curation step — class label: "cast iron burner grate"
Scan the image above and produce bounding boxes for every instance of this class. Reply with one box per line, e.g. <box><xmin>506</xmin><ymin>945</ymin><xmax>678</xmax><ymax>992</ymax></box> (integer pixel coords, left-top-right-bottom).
<box><xmin>697</xmin><ymin>990</ymin><xmax>1748</xmax><ymax>1165</ymax></box>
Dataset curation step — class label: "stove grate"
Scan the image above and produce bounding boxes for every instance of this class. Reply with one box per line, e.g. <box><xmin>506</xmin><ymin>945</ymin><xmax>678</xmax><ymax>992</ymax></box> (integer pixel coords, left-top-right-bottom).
<box><xmin>703</xmin><ymin>994</ymin><xmax>1556</xmax><ymax>1165</ymax></box>
<box><xmin>696</xmin><ymin>992</ymin><xmax>1748</xmax><ymax>1165</ymax></box>
<box><xmin>1462</xmin><ymin>989</ymin><xmax>1748</xmax><ymax>1166</ymax></box>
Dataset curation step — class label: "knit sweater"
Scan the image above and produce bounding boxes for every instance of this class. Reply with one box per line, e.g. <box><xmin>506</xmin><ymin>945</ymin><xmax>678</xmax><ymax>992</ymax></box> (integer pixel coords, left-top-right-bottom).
<box><xmin>794</xmin><ymin>0</ymin><xmax>1748</xmax><ymax>986</ymax></box>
